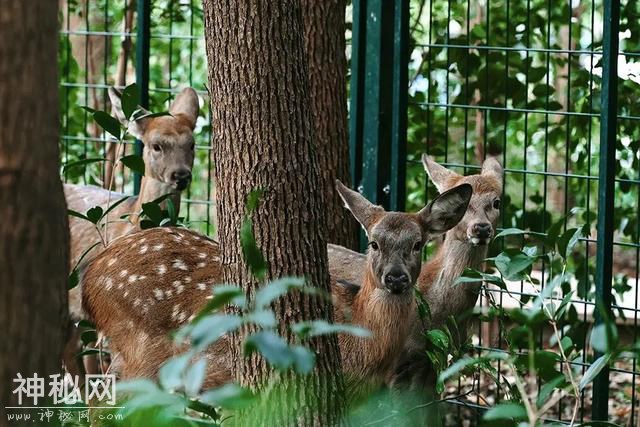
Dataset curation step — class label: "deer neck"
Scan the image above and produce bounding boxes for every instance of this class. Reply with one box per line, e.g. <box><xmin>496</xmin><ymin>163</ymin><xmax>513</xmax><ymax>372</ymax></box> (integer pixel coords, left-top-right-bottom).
<box><xmin>420</xmin><ymin>234</ymin><xmax>488</xmax><ymax>328</ymax></box>
<box><xmin>130</xmin><ymin>176</ymin><xmax>181</xmax><ymax>226</ymax></box>
<box><xmin>341</xmin><ymin>266</ymin><xmax>415</xmax><ymax>385</ymax></box>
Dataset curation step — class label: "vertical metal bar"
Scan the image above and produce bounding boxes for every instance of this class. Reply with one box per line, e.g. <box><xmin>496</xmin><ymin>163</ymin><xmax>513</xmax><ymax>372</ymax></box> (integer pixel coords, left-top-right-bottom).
<box><xmin>389</xmin><ymin>0</ymin><xmax>408</xmax><ymax>212</ymax></box>
<box><xmin>349</xmin><ymin>0</ymin><xmax>366</xmax><ymax>189</ymax></box>
<box><xmin>360</xmin><ymin>0</ymin><xmax>392</xmax><ymax>208</ymax></box>
<box><xmin>134</xmin><ymin>0</ymin><xmax>151</xmax><ymax>195</ymax></box>
<box><xmin>591</xmin><ymin>0</ymin><xmax>620</xmax><ymax>421</ymax></box>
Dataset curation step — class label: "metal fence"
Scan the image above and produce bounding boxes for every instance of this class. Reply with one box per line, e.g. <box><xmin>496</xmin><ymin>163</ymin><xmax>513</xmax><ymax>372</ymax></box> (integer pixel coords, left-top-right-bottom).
<box><xmin>59</xmin><ymin>0</ymin><xmax>638</xmax><ymax>424</ymax></box>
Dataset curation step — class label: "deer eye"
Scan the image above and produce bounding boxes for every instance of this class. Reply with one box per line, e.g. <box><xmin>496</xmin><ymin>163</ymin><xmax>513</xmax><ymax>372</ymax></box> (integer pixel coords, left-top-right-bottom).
<box><xmin>493</xmin><ymin>199</ymin><xmax>501</xmax><ymax>210</ymax></box>
<box><xmin>413</xmin><ymin>241</ymin><xmax>422</xmax><ymax>252</ymax></box>
<box><xmin>152</xmin><ymin>143</ymin><xmax>162</xmax><ymax>152</ymax></box>
<box><xmin>369</xmin><ymin>241</ymin><xmax>379</xmax><ymax>251</ymax></box>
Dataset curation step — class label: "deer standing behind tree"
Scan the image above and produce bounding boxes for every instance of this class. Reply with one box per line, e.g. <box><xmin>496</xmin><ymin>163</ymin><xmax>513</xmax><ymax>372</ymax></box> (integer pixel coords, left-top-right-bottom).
<box><xmin>80</xmin><ymin>181</ymin><xmax>472</xmax><ymax>405</ymax></box>
<box><xmin>63</xmin><ymin>87</ymin><xmax>199</xmax><ymax>375</ymax></box>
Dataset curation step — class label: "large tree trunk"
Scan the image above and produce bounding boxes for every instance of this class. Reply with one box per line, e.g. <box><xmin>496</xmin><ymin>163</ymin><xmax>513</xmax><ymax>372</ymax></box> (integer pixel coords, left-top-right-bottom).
<box><xmin>0</xmin><ymin>1</ymin><xmax>69</xmax><ymax>423</ymax></box>
<box><xmin>301</xmin><ymin>0</ymin><xmax>358</xmax><ymax>250</ymax></box>
<box><xmin>202</xmin><ymin>2</ymin><xmax>346</xmax><ymax>426</ymax></box>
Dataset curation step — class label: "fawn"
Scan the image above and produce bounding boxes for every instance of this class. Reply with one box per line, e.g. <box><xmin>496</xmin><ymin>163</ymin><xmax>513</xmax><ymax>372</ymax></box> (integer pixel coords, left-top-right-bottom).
<box><xmin>64</xmin><ymin>86</ymin><xmax>199</xmax><ymax>374</ymax></box>
<box><xmin>80</xmin><ymin>180</ymin><xmax>472</xmax><ymax>399</ymax></box>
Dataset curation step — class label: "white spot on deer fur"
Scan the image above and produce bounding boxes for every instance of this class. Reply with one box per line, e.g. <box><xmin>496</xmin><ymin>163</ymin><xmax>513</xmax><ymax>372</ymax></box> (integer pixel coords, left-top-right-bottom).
<box><xmin>173</xmin><ymin>259</ymin><xmax>188</xmax><ymax>271</ymax></box>
<box><xmin>119</xmin><ymin>270</ymin><xmax>128</xmax><ymax>278</ymax></box>
<box><xmin>178</xmin><ymin>312</ymin><xmax>187</xmax><ymax>323</ymax></box>
<box><xmin>133</xmin><ymin>298</ymin><xmax>141</xmax><ymax>307</ymax></box>
<box><xmin>139</xmin><ymin>275</ymin><xmax>147</xmax><ymax>280</ymax></box>
<box><xmin>153</xmin><ymin>288</ymin><xmax>164</xmax><ymax>300</ymax></box>
<box><xmin>156</xmin><ymin>264</ymin><xmax>167</xmax><ymax>275</ymax></box>
<box><xmin>184</xmin><ymin>276</ymin><xmax>192</xmax><ymax>283</ymax></box>
<box><xmin>192</xmin><ymin>235</ymin><xmax>201</xmax><ymax>241</ymax></box>
<box><xmin>212</xmin><ymin>255</ymin><xmax>220</xmax><ymax>262</ymax></box>
<box><xmin>171</xmin><ymin>304</ymin><xmax>181</xmax><ymax>320</ymax></box>
<box><xmin>124</xmin><ymin>291</ymin><xmax>129</xmax><ymax>298</ymax></box>
<box><xmin>205</xmin><ymin>240</ymin><xmax>215</xmax><ymax>246</ymax></box>
<box><xmin>197</xmin><ymin>262</ymin><xmax>206</xmax><ymax>268</ymax></box>
<box><xmin>166</xmin><ymin>289</ymin><xmax>173</xmax><ymax>298</ymax></box>
<box><xmin>139</xmin><ymin>245</ymin><xmax>148</xmax><ymax>254</ymax></box>
<box><xmin>128</xmin><ymin>274</ymin><xmax>138</xmax><ymax>283</ymax></box>
<box><xmin>198</xmin><ymin>253</ymin><xmax>206</xmax><ymax>259</ymax></box>
<box><xmin>187</xmin><ymin>314</ymin><xmax>196</xmax><ymax>322</ymax></box>
<box><xmin>107</xmin><ymin>258</ymin><xmax>117</xmax><ymax>267</ymax></box>
<box><xmin>117</xmin><ymin>282</ymin><xmax>124</xmax><ymax>289</ymax></box>
<box><xmin>142</xmin><ymin>304</ymin><xmax>150</xmax><ymax>314</ymax></box>
<box><xmin>105</xmin><ymin>278</ymin><xmax>114</xmax><ymax>291</ymax></box>
<box><xmin>153</xmin><ymin>244</ymin><xmax>164</xmax><ymax>251</ymax></box>
<box><xmin>196</xmin><ymin>283</ymin><xmax>207</xmax><ymax>291</ymax></box>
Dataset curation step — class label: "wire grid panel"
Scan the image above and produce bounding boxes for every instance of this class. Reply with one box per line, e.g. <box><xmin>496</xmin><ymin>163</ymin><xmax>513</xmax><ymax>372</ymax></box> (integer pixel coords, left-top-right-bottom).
<box><xmin>59</xmin><ymin>0</ymin><xmax>215</xmax><ymax>235</ymax></box>
<box><xmin>407</xmin><ymin>0</ymin><xmax>638</xmax><ymax>424</ymax></box>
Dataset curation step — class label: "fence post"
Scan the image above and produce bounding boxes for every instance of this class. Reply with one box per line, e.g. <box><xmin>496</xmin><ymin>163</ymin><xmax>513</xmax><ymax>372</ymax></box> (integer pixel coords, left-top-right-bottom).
<box><xmin>134</xmin><ymin>0</ymin><xmax>150</xmax><ymax>195</ymax></box>
<box><xmin>591</xmin><ymin>0</ymin><xmax>620</xmax><ymax>421</ymax></box>
<box><xmin>349</xmin><ymin>0</ymin><xmax>408</xmax><ymax>247</ymax></box>
<box><xmin>389</xmin><ymin>0</ymin><xmax>408</xmax><ymax>212</ymax></box>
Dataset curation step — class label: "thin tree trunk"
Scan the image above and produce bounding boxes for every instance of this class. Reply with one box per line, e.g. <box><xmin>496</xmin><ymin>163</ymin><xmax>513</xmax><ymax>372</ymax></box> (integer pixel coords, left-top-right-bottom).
<box><xmin>0</xmin><ymin>1</ymin><xmax>69</xmax><ymax>423</ymax></box>
<box><xmin>202</xmin><ymin>2</ymin><xmax>345</xmax><ymax>426</ymax></box>
<box><xmin>301</xmin><ymin>0</ymin><xmax>358</xmax><ymax>250</ymax></box>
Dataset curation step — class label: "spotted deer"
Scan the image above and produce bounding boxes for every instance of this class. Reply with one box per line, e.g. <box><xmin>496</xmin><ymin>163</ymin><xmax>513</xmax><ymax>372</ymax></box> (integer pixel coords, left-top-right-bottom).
<box><xmin>63</xmin><ymin>86</ymin><xmax>199</xmax><ymax>374</ymax></box>
<box><xmin>79</xmin><ymin>180</ymin><xmax>472</xmax><ymax>399</ymax></box>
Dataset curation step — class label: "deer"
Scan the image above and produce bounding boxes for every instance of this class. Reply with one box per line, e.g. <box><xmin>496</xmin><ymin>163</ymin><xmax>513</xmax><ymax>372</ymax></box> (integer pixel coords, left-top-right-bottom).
<box><xmin>327</xmin><ymin>156</ymin><xmax>503</xmax><ymax>414</ymax></box>
<box><xmin>79</xmin><ymin>180</ymin><xmax>473</xmax><ymax>402</ymax></box>
<box><xmin>63</xmin><ymin>86</ymin><xmax>199</xmax><ymax>376</ymax></box>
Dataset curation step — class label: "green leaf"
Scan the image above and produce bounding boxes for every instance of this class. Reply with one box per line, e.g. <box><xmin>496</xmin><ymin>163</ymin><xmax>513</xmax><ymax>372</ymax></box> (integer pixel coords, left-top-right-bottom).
<box><xmin>184</xmin><ymin>358</ymin><xmax>206</xmax><ymax>397</ymax></box>
<box><xmin>426</xmin><ymin>329</ymin><xmax>450</xmax><ymax>352</ymax></box>
<box><xmin>93</xmin><ymin>110</ymin><xmax>121</xmax><ymax>139</ymax></box>
<box><xmin>141</xmin><ymin>201</ymin><xmax>164</xmax><ymax>223</ymax></box>
<box><xmin>554</xmin><ymin>291</ymin><xmax>575</xmax><ymax>320</ymax></box>
<box><xmin>494</xmin><ymin>228</ymin><xmax>528</xmax><ymax>238</ymax></box>
<box><xmin>194</xmin><ymin>285</ymin><xmax>245</xmax><ymax>321</ymax></box>
<box><xmin>86</xmin><ymin>206</ymin><xmax>104</xmax><ymax>224</ymax></box>
<box><xmin>536</xmin><ymin>375</ymin><xmax>567</xmax><ymax>408</ymax></box>
<box><xmin>590</xmin><ymin>323</ymin><xmax>618</xmax><ymax>353</ymax></box>
<box><xmin>558</xmin><ymin>226</ymin><xmax>585</xmax><ymax>259</ymax></box>
<box><xmin>68</xmin><ymin>269</ymin><xmax>79</xmax><ymax>291</ymax></box>
<box><xmin>254</xmin><ymin>277</ymin><xmax>306</xmax><ymax>308</ymax></box>
<box><xmin>244</xmin><ymin>309</ymin><xmax>277</xmax><ymax>328</ymax></box>
<box><xmin>120</xmin><ymin>154</ymin><xmax>145</xmax><ymax>175</ymax></box>
<box><xmin>166</xmin><ymin>198</ymin><xmax>177</xmax><ymax>225</ymax></box>
<box><xmin>80</xmin><ymin>330</ymin><xmax>97</xmax><ymax>345</ymax></box>
<box><xmin>291</xmin><ymin>320</ymin><xmax>371</xmax><ymax>340</ymax></box>
<box><xmin>101</xmin><ymin>196</ymin><xmax>131</xmax><ymax>220</ymax></box>
<box><xmin>185</xmin><ymin>313</ymin><xmax>243</xmax><ymax>350</ymax></box>
<box><xmin>62</xmin><ymin>157</ymin><xmax>107</xmax><ymax>173</ymax></box>
<box><xmin>131</xmin><ymin>110</ymin><xmax>172</xmax><ymax>121</ymax></box>
<box><xmin>454</xmin><ymin>268</ymin><xmax>505</xmax><ymax>288</ymax></box>
<box><xmin>240</xmin><ymin>217</ymin><xmax>268</xmax><ymax>280</ymax></box>
<box><xmin>158</xmin><ymin>353</ymin><xmax>190</xmax><ymax>391</ymax></box>
<box><xmin>244</xmin><ymin>331</ymin><xmax>315</xmax><ymax>373</ymax></box>
<box><xmin>579</xmin><ymin>353</ymin><xmax>611</xmax><ymax>390</ymax></box>
<box><xmin>482</xmin><ymin>403</ymin><xmax>527</xmax><ymax>421</ymax></box>
<box><xmin>68</xmin><ymin>209</ymin><xmax>89</xmax><ymax>222</ymax></box>
<box><xmin>199</xmin><ymin>384</ymin><xmax>255</xmax><ymax>410</ymax></box>
<box><xmin>121</xmin><ymin>83</ymin><xmax>140</xmax><ymax>120</ymax></box>
<box><xmin>494</xmin><ymin>249</ymin><xmax>536</xmax><ymax>280</ymax></box>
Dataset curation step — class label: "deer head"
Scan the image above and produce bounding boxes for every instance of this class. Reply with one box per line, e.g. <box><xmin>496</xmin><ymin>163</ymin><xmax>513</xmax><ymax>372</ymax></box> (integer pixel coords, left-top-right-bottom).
<box><xmin>108</xmin><ymin>87</ymin><xmax>199</xmax><ymax>191</ymax></box>
<box><xmin>422</xmin><ymin>155</ymin><xmax>503</xmax><ymax>246</ymax></box>
<box><xmin>335</xmin><ymin>180</ymin><xmax>472</xmax><ymax>296</ymax></box>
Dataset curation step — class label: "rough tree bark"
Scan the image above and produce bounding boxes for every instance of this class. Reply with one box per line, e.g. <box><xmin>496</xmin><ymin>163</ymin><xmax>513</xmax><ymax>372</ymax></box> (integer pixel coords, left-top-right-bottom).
<box><xmin>202</xmin><ymin>2</ymin><xmax>345</xmax><ymax>426</ymax></box>
<box><xmin>301</xmin><ymin>0</ymin><xmax>358</xmax><ymax>250</ymax></box>
<box><xmin>0</xmin><ymin>1</ymin><xmax>69</xmax><ymax>424</ymax></box>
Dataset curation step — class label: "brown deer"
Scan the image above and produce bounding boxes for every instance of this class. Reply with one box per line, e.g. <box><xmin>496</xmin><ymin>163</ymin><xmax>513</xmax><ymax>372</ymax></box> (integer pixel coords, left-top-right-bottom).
<box><xmin>63</xmin><ymin>86</ymin><xmax>199</xmax><ymax>374</ymax></box>
<box><xmin>80</xmin><ymin>180</ymin><xmax>472</xmax><ymax>400</ymax></box>
<box><xmin>327</xmin><ymin>156</ymin><xmax>503</xmax><ymax>393</ymax></box>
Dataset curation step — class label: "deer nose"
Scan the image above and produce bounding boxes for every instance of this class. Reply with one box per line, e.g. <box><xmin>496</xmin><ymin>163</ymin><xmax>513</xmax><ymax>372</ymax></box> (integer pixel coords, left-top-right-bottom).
<box><xmin>472</xmin><ymin>223</ymin><xmax>492</xmax><ymax>239</ymax></box>
<box><xmin>384</xmin><ymin>271</ymin><xmax>410</xmax><ymax>294</ymax></box>
<box><xmin>171</xmin><ymin>169</ymin><xmax>192</xmax><ymax>190</ymax></box>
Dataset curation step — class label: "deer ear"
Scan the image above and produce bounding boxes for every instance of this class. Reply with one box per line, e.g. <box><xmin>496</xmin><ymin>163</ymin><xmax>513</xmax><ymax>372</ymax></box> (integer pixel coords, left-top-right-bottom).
<box><xmin>169</xmin><ymin>88</ymin><xmax>199</xmax><ymax>130</ymax></box>
<box><xmin>481</xmin><ymin>157</ymin><xmax>503</xmax><ymax>180</ymax></box>
<box><xmin>108</xmin><ymin>87</ymin><xmax>151</xmax><ymax>140</ymax></box>
<box><xmin>421</xmin><ymin>154</ymin><xmax>460</xmax><ymax>193</ymax></box>
<box><xmin>418</xmin><ymin>183</ymin><xmax>472</xmax><ymax>237</ymax></box>
<box><xmin>335</xmin><ymin>180</ymin><xmax>384</xmax><ymax>234</ymax></box>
